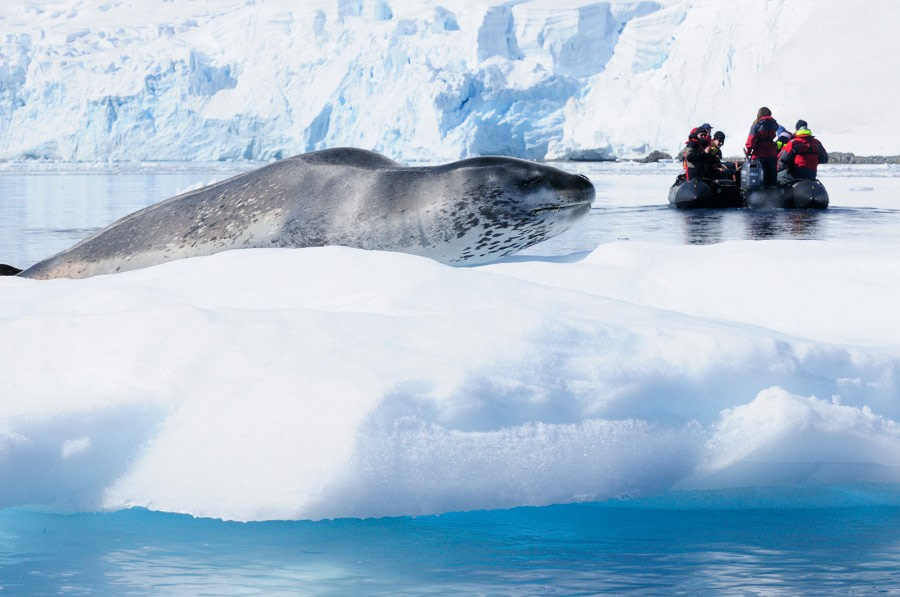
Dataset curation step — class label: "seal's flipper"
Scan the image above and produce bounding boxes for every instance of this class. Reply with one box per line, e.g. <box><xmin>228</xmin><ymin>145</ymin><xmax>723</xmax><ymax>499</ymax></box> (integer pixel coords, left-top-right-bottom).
<box><xmin>0</xmin><ymin>264</ymin><xmax>23</xmax><ymax>276</ymax></box>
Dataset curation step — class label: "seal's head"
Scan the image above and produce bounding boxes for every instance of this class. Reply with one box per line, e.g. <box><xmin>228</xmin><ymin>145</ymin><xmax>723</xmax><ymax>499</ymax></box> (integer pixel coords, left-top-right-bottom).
<box><xmin>430</xmin><ymin>156</ymin><xmax>595</xmax><ymax>264</ymax></box>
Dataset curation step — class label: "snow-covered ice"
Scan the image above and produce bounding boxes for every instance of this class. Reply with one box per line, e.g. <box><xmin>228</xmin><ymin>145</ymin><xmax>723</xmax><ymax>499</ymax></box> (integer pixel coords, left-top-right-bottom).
<box><xmin>2</xmin><ymin>237</ymin><xmax>898</xmax><ymax>521</ymax></box>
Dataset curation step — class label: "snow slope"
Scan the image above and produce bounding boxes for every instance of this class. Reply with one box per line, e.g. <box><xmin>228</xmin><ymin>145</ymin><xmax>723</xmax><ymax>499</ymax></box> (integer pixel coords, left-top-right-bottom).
<box><xmin>2</xmin><ymin>243</ymin><xmax>900</xmax><ymax>521</ymax></box>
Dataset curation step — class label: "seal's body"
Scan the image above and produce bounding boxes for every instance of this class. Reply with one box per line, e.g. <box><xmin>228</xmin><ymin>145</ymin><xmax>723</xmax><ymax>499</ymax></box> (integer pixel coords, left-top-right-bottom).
<box><xmin>15</xmin><ymin>148</ymin><xmax>594</xmax><ymax>279</ymax></box>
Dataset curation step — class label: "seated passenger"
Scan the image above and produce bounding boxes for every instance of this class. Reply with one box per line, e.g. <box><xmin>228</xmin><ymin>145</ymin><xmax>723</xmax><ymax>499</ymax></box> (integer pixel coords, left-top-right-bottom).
<box><xmin>707</xmin><ymin>131</ymin><xmax>735</xmax><ymax>179</ymax></box>
<box><xmin>777</xmin><ymin>125</ymin><xmax>829</xmax><ymax>183</ymax></box>
<box><xmin>696</xmin><ymin>123</ymin><xmax>713</xmax><ymax>149</ymax></box>
<box><xmin>682</xmin><ymin>128</ymin><xmax>712</xmax><ymax>180</ymax></box>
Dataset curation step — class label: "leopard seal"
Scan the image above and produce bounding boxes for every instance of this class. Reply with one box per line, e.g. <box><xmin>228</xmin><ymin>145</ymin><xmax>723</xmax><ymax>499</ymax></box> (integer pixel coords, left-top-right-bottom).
<box><xmin>8</xmin><ymin>148</ymin><xmax>595</xmax><ymax>280</ymax></box>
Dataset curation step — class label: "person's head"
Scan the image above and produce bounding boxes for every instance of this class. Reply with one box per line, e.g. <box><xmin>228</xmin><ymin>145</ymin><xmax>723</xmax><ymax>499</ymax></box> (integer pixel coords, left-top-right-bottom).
<box><xmin>756</xmin><ymin>107</ymin><xmax>772</xmax><ymax>121</ymax></box>
<box><xmin>696</xmin><ymin>129</ymin><xmax>709</xmax><ymax>141</ymax></box>
<box><xmin>697</xmin><ymin>122</ymin><xmax>712</xmax><ymax>132</ymax></box>
<box><xmin>712</xmin><ymin>131</ymin><xmax>725</xmax><ymax>145</ymax></box>
<box><xmin>795</xmin><ymin>119</ymin><xmax>808</xmax><ymax>131</ymax></box>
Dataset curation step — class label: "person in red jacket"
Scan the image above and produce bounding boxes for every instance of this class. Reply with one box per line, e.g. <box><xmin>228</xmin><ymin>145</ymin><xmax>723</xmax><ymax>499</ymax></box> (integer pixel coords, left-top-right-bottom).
<box><xmin>777</xmin><ymin>126</ymin><xmax>829</xmax><ymax>183</ymax></box>
<box><xmin>744</xmin><ymin>107</ymin><xmax>780</xmax><ymax>186</ymax></box>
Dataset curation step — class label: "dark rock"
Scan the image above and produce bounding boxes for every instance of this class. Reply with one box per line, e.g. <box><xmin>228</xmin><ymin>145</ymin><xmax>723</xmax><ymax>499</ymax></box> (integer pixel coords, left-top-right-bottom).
<box><xmin>828</xmin><ymin>152</ymin><xmax>900</xmax><ymax>164</ymax></box>
<box><xmin>639</xmin><ymin>150</ymin><xmax>673</xmax><ymax>163</ymax></box>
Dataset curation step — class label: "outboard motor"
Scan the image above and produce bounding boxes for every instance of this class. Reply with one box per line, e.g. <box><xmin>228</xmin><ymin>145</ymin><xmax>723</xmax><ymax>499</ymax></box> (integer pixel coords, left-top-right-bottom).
<box><xmin>740</xmin><ymin>159</ymin><xmax>763</xmax><ymax>191</ymax></box>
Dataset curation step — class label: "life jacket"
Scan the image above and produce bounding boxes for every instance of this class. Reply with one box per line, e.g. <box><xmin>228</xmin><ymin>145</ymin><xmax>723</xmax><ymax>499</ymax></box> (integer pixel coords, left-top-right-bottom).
<box><xmin>781</xmin><ymin>130</ymin><xmax>824</xmax><ymax>172</ymax></box>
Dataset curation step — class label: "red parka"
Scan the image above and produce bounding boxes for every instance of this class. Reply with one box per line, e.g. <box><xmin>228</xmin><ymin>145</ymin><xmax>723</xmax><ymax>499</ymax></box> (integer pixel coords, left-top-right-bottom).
<box><xmin>777</xmin><ymin>131</ymin><xmax>828</xmax><ymax>179</ymax></box>
<box><xmin>744</xmin><ymin>115</ymin><xmax>779</xmax><ymax>158</ymax></box>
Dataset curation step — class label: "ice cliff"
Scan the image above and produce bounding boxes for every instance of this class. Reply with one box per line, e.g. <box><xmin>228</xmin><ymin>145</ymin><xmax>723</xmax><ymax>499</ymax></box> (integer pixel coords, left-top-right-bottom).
<box><xmin>0</xmin><ymin>0</ymin><xmax>897</xmax><ymax>162</ymax></box>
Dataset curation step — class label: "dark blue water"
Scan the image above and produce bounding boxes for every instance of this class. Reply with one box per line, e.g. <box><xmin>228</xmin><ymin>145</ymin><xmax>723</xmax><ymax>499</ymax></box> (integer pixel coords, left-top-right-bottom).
<box><xmin>3</xmin><ymin>504</ymin><xmax>899</xmax><ymax>595</ymax></box>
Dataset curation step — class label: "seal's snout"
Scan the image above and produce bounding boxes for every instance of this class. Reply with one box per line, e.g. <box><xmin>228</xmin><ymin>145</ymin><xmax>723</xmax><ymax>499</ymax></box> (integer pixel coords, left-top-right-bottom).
<box><xmin>570</xmin><ymin>172</ymin><xmax>595</xmax><ymax>204</ymax></box>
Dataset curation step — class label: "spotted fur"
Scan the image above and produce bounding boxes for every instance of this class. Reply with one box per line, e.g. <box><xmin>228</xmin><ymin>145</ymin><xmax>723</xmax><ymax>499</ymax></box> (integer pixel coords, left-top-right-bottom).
<box><xmin>18</xmin><ymin>148</ymin><xmax>595</xmax><ymax>279</ymax></box>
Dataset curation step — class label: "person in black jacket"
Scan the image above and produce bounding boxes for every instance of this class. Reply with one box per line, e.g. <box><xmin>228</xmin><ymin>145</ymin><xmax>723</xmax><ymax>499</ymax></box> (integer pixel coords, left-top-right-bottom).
<box><xmin>707</xmin><ymin>131</ymin><xmax>735</xmax><ymax>180</ymax></box>
<box><xmin>682</xmin><ymin>128</ymin><xmax>712</xmax><ymax>180</ymax></box>
<box><xmin>696</xmin><ymin>122</ymin><xmax>713</xmax><ymax>149</ymax></box>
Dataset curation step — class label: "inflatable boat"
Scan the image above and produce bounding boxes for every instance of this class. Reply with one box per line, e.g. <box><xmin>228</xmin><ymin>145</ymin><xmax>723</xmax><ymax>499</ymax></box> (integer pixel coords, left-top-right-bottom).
<box><xmin>667</xmin><ymin>175</ymin><xmax>743</xmax><ymax>209</ymax></box>
<box><xmin>740</xmin><ymin>159</ymin><xmax>829</xmax><ymax>209</ymax></box>
<box><xmin>667</xmin><ymin>160</ymin><xmax>829</xmax><ymax>209</ymax></box>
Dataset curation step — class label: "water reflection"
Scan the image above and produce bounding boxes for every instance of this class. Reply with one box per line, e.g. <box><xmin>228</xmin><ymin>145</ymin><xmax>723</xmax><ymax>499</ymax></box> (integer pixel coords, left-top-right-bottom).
<box><xmin>744</xmin><ymin>209</ymin><xmax>823</xmax><ymax>240</ymax></box>
<box><xmin>680</xmin><ymin>209</ymin><xmax>725</xmax><ymax>244</ymax></box>
<box><xmin>678</xmin><ymin>208</ymin><xmax>826</xmax><ymax>245</ymax></box>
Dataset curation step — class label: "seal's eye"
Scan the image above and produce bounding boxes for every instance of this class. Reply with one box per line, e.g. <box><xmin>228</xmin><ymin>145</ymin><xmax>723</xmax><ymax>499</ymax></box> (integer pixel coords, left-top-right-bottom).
<box><xmin>523</xmin><ymin>176</ymin><xmax>543</xmax><ymax>188</ymax></box>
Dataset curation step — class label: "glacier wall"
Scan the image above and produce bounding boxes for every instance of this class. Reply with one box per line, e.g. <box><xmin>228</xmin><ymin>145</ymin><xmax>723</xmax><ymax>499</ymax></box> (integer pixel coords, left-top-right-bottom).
<box><xmin>0</xmin><ymin>0</ymin><xmax>897</xmax><ymax>163</ymax></box>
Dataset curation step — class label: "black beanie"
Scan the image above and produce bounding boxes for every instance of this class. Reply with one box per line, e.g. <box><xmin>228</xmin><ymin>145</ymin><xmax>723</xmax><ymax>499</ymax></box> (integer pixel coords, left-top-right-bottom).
<box><xmin>796</xmin><ymin>119</ymin><xmax>808</xmax><ymax>130</ymax></box>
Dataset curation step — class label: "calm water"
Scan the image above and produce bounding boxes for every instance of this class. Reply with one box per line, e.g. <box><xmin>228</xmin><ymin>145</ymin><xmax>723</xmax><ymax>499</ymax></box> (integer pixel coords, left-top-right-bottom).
<box><xmin>2</xmin><ymin>504</ymin><xmax>899</xmax><ymax>595</ymax></box>
<box><xmin>524</xmin><ymin>163</ymin><xmax>900</xmax><ymax>255</ymax></box>
<box><xmin>2</xmin><ymin>161</ymin><xmax>900</xmax><ymax>268</ymax></box>
<box><xmin>2</xmin><ymin>162</ymin><xmax>900</xmax><ymax>595</ymax></box>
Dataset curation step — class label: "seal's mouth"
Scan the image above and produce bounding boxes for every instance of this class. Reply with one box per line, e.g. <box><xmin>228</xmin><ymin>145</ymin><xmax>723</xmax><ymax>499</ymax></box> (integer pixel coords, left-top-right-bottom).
<box><xmin>529</xmin><ymin>173</ymin><xmax>595</xmax><ymax>215</ymax></box>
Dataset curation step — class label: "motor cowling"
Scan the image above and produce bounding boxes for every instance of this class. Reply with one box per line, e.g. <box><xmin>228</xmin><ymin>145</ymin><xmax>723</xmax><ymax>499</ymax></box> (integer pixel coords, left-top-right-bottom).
<box><xmin>740</xmin><ymin>160</ymin><xmax>763</xmax><ymax>191</ymax></box>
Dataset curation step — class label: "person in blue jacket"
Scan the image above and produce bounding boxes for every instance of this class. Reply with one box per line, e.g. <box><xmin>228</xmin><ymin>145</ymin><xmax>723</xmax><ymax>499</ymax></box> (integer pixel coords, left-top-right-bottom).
<box><xmin>775</xmin><ymin>126</ymin><xmax>793</xmax><ymax>150</ymax></box>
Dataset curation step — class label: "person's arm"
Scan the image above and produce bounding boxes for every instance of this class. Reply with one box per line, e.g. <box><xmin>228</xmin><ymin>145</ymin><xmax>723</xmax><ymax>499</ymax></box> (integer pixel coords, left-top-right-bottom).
<box><xmin>745</xmin><ymin>122</ymin><xmax>758</xmax><ymax>155</ymax></box>
<box><xmin>685</xmin><ymin>142</ymin><xmax>704</xmax><ymax>165</ymax></box>
<box><xmin>776</xmin><ymin>143</ymin><xmax>792</xmax><ymax>171</ymax></box>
